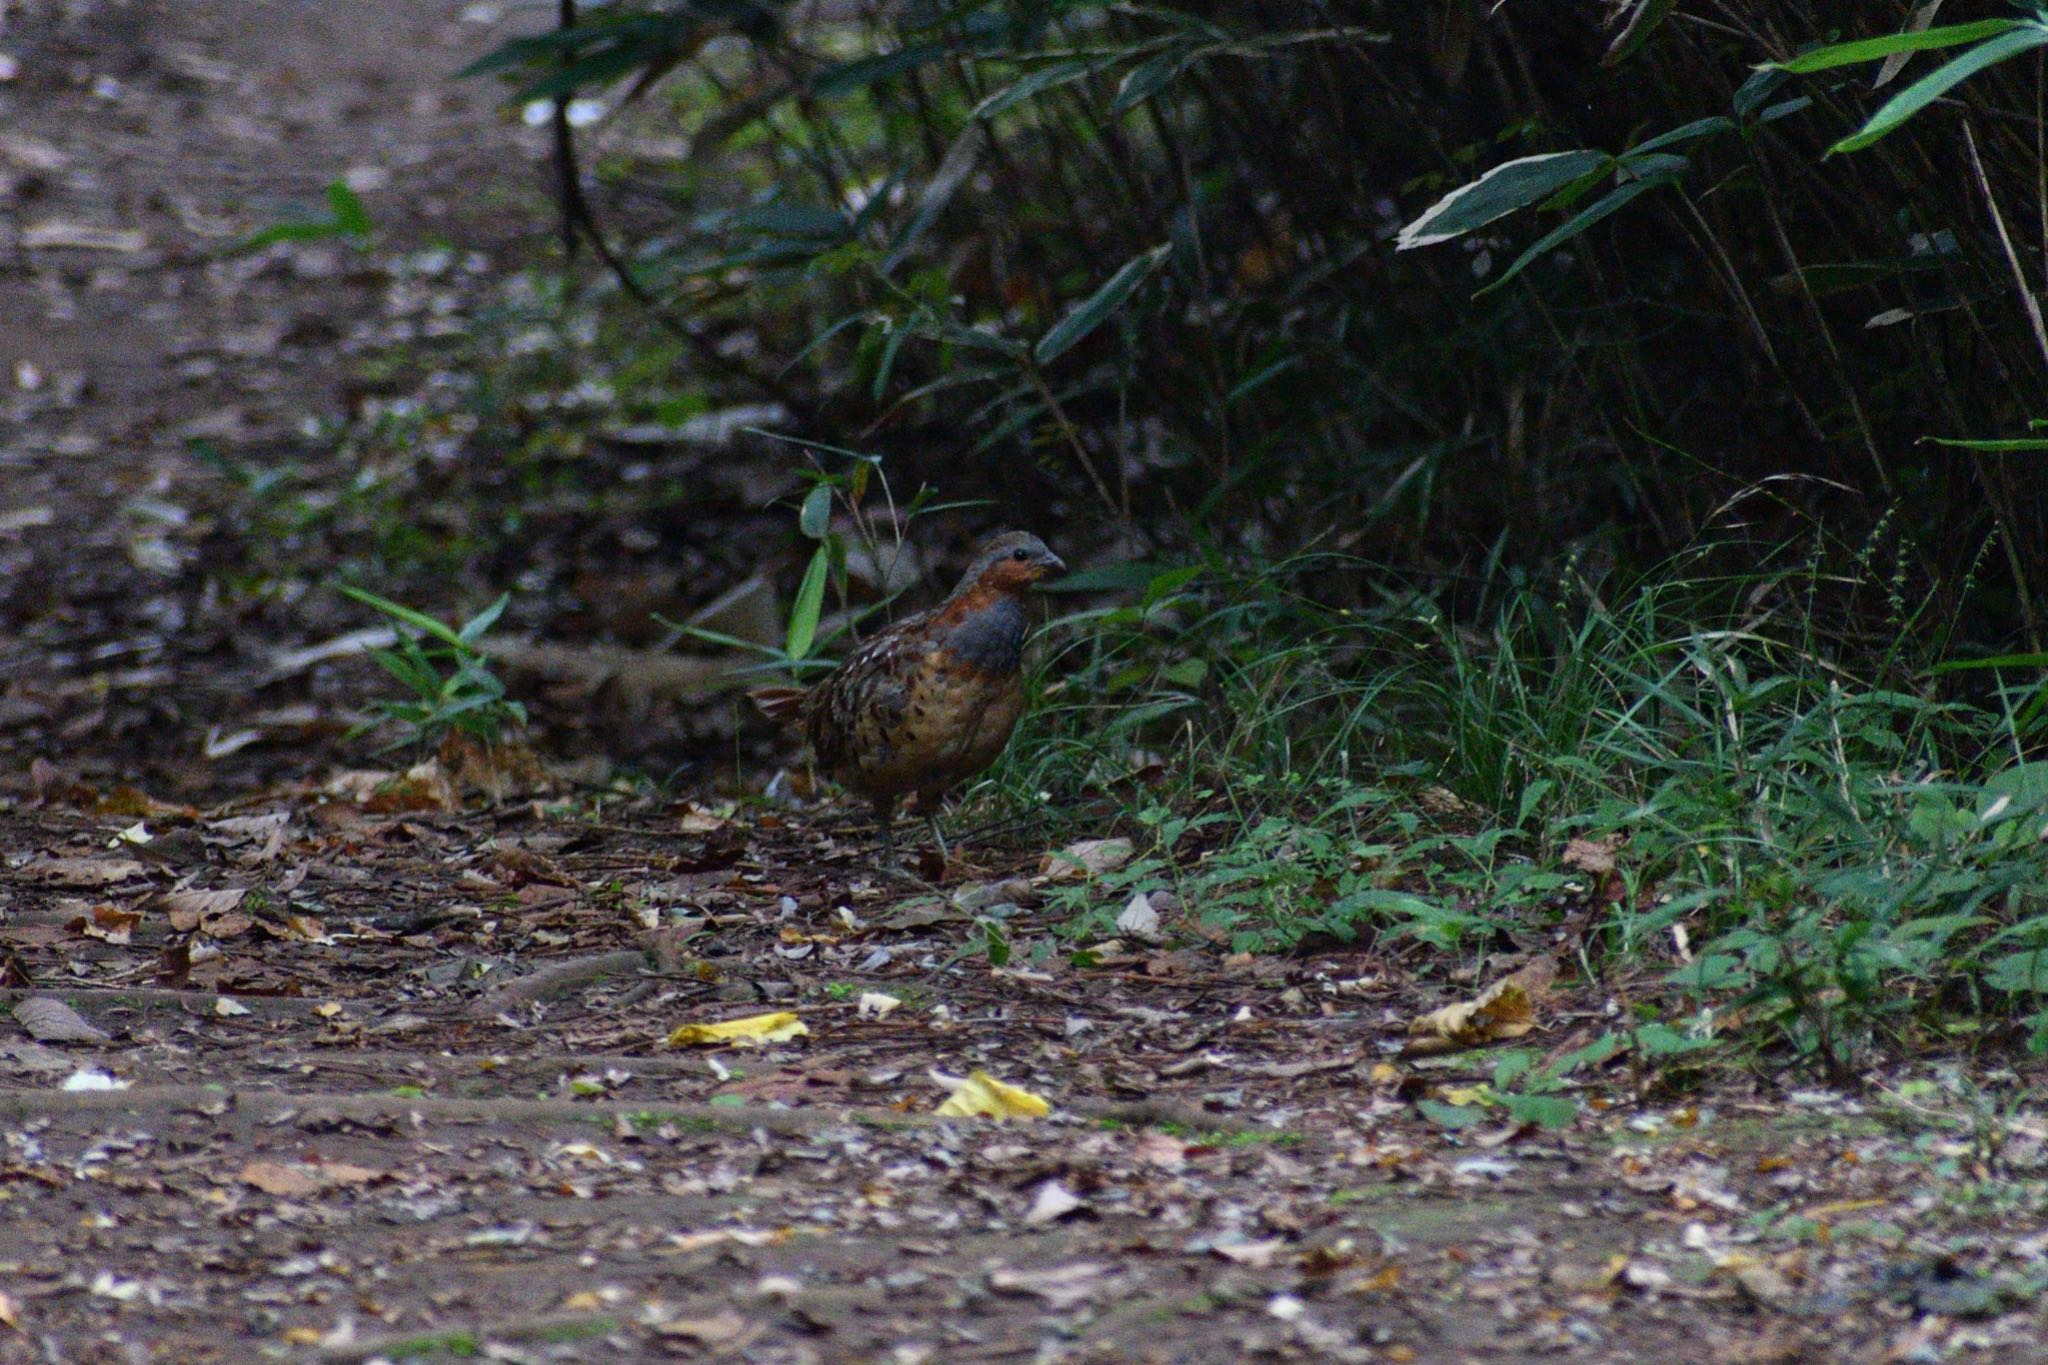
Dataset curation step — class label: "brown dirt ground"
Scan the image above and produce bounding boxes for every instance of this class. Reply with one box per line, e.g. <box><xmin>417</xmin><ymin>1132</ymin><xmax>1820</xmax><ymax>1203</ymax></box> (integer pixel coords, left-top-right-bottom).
<box><xmin>1</xmin><ymin>3</ymin><xmax>2044</xmax><ymax>1362</ymax></box>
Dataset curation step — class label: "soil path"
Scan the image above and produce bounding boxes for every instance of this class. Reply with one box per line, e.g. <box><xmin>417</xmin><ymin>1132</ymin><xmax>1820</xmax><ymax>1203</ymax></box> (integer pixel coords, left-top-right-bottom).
<box><xmin>0</xmin><ymin>5</ymin><xmax>2042</xmax><ymax>1362</ymax></box>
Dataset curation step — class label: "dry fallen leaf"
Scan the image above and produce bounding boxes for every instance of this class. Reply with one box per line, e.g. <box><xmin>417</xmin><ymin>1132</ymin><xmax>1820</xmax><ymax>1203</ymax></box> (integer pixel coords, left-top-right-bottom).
<box><xmin>151</xmin><ymin>887</ymin><xmax>247</xmax><ymax>931</ymax></box>
<box><xmin>1212</xmin><ymin>1237</ymin><xmax>1287</xmax><ymax>1269</ymax></box>
<box><xmin>24</xmin><ymin>857</ymin><xmax>146</xmax><ymax>888</ymax></box>
<box><xmin>986</xmin><ymin>1262</ymin><xmax>1106</xmax><ymax>1310</ymax></box>
<box><xmin>1561</xmin><ymin>836</ymin><xmax>1619</xmax><ymax>875</ymax></box>
<box><xmin>1037</xmin><ymin>837</ymin><xmax>1135</xmax><ymax>882</ymax></box>
<box><xmin>857</xmin><ymin>992</ymin><xmax>901</xmax><ymax>1019</ymax></box>
<box><xmin>1403</xmin><ymin>958</ymin><xmax>1554</xmax><ymax>1055</ymax></box>
<box><xmin>13</xmin><ymin>996</ymin><xmax>110</xmax><ymax>1044</ymax></box>
<box><xmin>652</xmin><ymin>1310</ymin><xmax>752</xmax><ymax>1344</ymax></box>
<box><xmin>74</xmin><ymin>904</ymin><xmax>141</xmax><ymax>945</ymax></box>
<box><xmin>666</xmin><ymin>1012</ymin><xmax>809</xmax><ymax>1048</ymax></box>
<box><xmin>240</xmin><ymin>1162</ymin><xmax>322</xmax><ymax>1198</ymax></box>
<box><xmin>932</xmin><ymin>1069</ymin><xmax>1052</xmax><ymax>1120</ymax></box>
<box><xmin>1115</xmin><ymin>891</ymin><xmax>1164</xmax><ymax>944</ymax></box>
<box><xmin>1023</xmin><ymin>1180</ymin><xmax>1085</xmax><ymax>1225</ymax></box>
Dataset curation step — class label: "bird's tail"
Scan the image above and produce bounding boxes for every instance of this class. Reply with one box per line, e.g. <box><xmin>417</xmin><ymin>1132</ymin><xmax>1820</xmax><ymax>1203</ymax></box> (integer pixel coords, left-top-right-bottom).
<box><xmin>749</xmin><ymin>686</ymin><xmax>808</xmax><ymax>724</ymax></box>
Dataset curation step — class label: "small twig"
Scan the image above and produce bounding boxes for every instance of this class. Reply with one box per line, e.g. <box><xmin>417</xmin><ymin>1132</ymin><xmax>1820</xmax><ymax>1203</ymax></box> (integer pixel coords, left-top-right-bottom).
<box><xmin>1964</xmin><ymin>118</ymin><xmax>2048</xmax><ymax>375</ymax></box>
<box><xmin>1025</xmin><ymin>361</ymin><xmax>1125</xmax><ymax>523</ymax></box>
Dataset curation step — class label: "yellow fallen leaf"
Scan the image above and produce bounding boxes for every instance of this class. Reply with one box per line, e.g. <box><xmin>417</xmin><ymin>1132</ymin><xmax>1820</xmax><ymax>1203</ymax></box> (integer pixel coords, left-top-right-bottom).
<box><xmin>933</xmin><ymin>1069</ymin><xmax>1052</xmax><ymax>1120</ymax></box>
<box><xmin>665</xmin><ymin>1012</ymin><xmax>808</xmax><ymax>1048</ymax></box>
<box><xmin>0</xmin><ymin>1290</ymin><xmax>18</xmax><ymax>1329</ymax></box>
<box><xmin>1402</xmin><ymin>958</ymin><xmax>1553</xmax><ymax>1054</ymax></box>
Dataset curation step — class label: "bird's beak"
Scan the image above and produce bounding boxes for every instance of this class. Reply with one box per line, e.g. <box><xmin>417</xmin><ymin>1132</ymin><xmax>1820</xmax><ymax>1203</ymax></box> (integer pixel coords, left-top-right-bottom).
<box><xmin>1040</xmin><ymin>551</ymin><xmax>1067</xmax><ymax>575</ymax></box>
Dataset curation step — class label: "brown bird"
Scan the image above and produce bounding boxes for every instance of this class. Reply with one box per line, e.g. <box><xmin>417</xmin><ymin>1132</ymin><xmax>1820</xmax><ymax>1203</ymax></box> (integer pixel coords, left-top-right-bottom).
<box><xmin>753</xmin><ymin>530</ymin><xmax>1065</xmax><ymax>865</ymax></box>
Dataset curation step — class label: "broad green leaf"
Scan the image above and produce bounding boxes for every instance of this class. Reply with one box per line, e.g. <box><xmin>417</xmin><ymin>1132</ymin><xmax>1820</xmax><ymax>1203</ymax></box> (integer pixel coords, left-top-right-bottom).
<box><xmin>1476</xmin><ymin>167</ymin><xmax>1679</xmax><ymax>296</ymax></box>
<box><xmin>1417</xmin><ymin>1098</ymin><xmax>1486</xmax><ymax>1129</ymax></box>
<box><xmin>1501</xmin><ymin>1093</ymin><xmax>1577</xmax><ymax>1129</ymax></box>
<box><xmin>1396</xmin><ymin>151</ymin><xmax>1612</xmax><ymax>249</ymax></box>
<box><xmin>1986</xmin><ymin>949</ymin><xmax>2048</xmax><ymax>995</ymax></box>
<box><xmin>1769</xmin><ymin>18</ymin><xmax>2023</xmax><ymax>73</ymax></box>
<box><xmin>785</xmin><ymin>544</ymin><xmax>831</xmax><ymax>661</ymax></box>
<box><xmin>1830</xmin><ymin>26</ymin><xmax>2048</xmax><ymax>153</ymax></box>
<box><xmin>799</xmin><ymin>483</ymin><xmax>833</xmax><ymax>539</ymax></box>
<box><xmin>1034</xmin><ymin>243</ymin><xmax>1170</xmax><ymax>365</ymax></box>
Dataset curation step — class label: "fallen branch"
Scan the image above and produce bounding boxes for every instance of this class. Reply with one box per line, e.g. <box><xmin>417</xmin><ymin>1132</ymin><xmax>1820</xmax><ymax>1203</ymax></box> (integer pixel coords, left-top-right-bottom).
<box><xmin>0</xmin><ymin>1084</ymin><xmax>926</xmax><ymax>1134</ymax></box>
<box><xmin>317</xmin><ymin>1311</ymin><xmax>618</xmax><ymax>1362</ymax></box>
<box><xmin>0</xmin><ymin>986</ymin><xmax>350</xmax><ymax>1019</ymax></box>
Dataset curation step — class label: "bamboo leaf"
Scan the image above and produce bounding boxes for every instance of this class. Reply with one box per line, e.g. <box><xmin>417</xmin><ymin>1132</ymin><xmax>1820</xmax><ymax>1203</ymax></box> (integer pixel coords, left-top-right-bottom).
<box><xmin>1396</xmin><ymin>151</ymin><xmax>1613</xmax><ymax>250</ymax></box>
<box><xmin>1034</xmin><ymin>243</ymin><xmax>1170</xmax><ymax>365</ymax></box>
<box><xmin>1476</xmin><ymin>168</ymin><xmax>1680</xmax><ymax>297</ymax></box>
<box><xmin>785</xmin><ymin>545</ymin><xmax>831</xmax><ymax>661</ymax></box>
<box><xmin>1769</xmin><ymin>17</ymin><xmax>2022</xmax><ymax>73</ymax></box>
<box><xmin>972</xmin><ymin>59</ymin><xmax>1109</xmax><ymax>120</ymax></box>
<box><xmin>1829</xmin><ymin>26</ymin><xmax>2048</xmax><ymax>153</ymax></box>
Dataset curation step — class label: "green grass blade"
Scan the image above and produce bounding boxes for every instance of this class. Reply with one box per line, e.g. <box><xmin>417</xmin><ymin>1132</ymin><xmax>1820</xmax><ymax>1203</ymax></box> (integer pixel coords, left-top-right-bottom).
<box><xmin>1770</xmin><ymin>18</ymin><xmax>2023</xmax><ymax>73</ymax></box>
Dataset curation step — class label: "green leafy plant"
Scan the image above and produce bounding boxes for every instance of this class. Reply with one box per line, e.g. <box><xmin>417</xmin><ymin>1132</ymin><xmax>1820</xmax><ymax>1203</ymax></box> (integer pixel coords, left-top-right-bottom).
<box><xmin>669</xmin><ymin>439</ymin><xmax>966</xmax><ymax>682</ymax></box>
<box><xmin>337</xmin><ymin>586</ymin><xmax>527</xmax><ymax>751</ymax></box>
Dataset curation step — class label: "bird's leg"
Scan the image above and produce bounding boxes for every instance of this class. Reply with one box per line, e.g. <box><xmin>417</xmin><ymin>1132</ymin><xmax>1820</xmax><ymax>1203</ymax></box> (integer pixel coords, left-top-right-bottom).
<box><xmin>873</xmin><ymin>797</ymin><xmax>899</xmax><ymax>870</ymax></box>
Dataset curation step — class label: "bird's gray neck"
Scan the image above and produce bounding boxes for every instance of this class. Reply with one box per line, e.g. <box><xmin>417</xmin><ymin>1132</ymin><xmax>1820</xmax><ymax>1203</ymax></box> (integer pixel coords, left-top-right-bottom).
<box><xmin>943</xmin><ymin>594</ymin><xmax>1027</xmax><ymax>673</ymax></box>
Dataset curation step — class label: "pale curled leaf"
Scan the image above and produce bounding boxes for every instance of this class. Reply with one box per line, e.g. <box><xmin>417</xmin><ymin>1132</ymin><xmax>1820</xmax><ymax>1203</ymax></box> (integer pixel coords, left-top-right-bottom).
<box><xmin>1115</xmin><ymin>891</ymin><xmax>1163</xmax><ymax>944</ymax></box>
<box><xmin>986</xmin><ymin>1262</ymin><xmax>1107</xmax><ymax>1310</ymax></box>
<box><xmin>932</xmin><ymin>1068</ymin><xmax>1052</xmax><ymax>1120</ymax></box>
<box><xmin>666</xmin><ymin>1012</ymin><xmax>809</xmax><ymax>1048</ymax></box>
<box><xmin>1038</xmin><ymin>837</ymin><xmax>1135</xmax><ymax>882</ymax></box>
<box><xmin>856</xmin><ymin>992</ymin><xmax>901</xmax><ymax>1019</ymax></box>
<box><xmin>1023</xmin><ymin>1179</ymin><xmax>1085</xmax><ymax>1225</ymax></box>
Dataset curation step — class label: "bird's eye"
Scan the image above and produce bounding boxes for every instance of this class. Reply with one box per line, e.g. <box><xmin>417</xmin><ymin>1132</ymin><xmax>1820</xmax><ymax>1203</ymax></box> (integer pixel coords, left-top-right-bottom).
<box><xmin>1010</xmin><ymin>547</ymin><xmax>1031</xmax><ymax>561</ymax></box>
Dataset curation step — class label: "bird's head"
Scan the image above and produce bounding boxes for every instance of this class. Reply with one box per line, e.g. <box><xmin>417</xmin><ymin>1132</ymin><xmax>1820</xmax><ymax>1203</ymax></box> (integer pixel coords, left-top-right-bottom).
<box><xmin>956</xmin><ymin>530</ymin><xmax>1066</xmax><ymax>595</ymax></box>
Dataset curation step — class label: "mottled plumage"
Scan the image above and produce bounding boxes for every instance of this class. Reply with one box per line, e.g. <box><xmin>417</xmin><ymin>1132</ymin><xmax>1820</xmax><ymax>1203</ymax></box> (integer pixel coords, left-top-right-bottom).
<box><xmin>754</xmin><ymin>531</ymin><xmax>1065</xmax><ymax>864</ymax></box>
